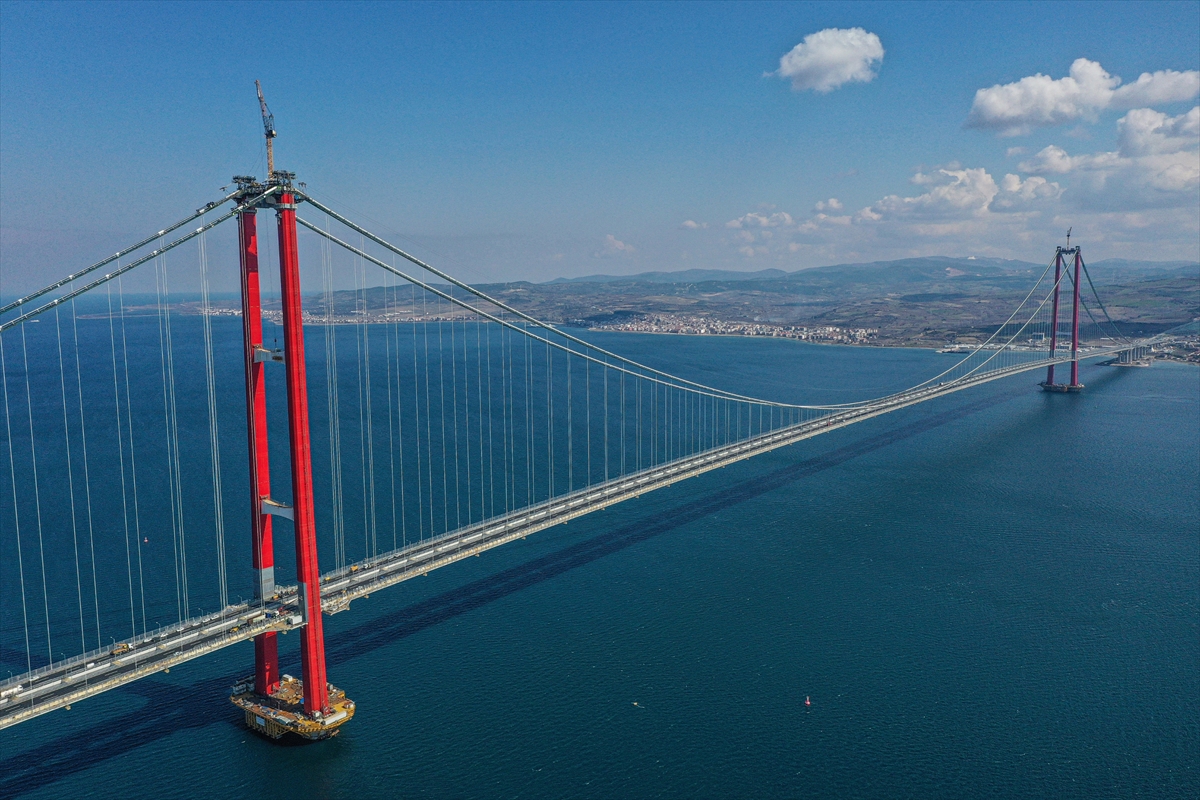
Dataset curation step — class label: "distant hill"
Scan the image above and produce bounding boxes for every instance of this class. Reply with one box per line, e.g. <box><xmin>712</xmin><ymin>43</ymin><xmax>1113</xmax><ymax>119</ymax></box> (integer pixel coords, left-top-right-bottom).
<box><xmin>549</xmin><ymin>267</ymin><xmax>791</xmax><ymax>284</ymax></box>
<box><xmin>1084</xmin><ymin>259</ymin><xmax>1199</xmax><ymax>283</ymax></box>
<box><xmin>547</xmin><ymin>257</ymin><xmax>1039</xmax><ymax>287</ymax></box>
<box><xmin>548</xmin><ymin>256</ymin><xmax>1197</xmax><ymax>287</ymax></box>
<box><xmin>217</xmin><ymin>253</ymin><xmax>1194</xmax><ymax>350</ymax></box>
<box><xmin>768</xmin><ymin>256</ymin><xmax>1039</xmax><ymax>289</ymax></box>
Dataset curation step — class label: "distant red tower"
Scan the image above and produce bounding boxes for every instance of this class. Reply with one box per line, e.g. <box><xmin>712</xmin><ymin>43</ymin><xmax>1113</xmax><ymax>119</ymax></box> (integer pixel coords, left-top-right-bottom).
<box><xmin>1042</xmin><ymin>244</ymin><xmax>1085</xmax><ymax>393</ymax></box>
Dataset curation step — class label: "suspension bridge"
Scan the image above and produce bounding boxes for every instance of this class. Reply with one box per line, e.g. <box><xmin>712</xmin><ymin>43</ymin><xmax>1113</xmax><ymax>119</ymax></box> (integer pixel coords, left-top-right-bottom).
<box><xmin>0</xmin><ymin>172</ymin><xmax>1155</xmax><ymax>737</ymax></box>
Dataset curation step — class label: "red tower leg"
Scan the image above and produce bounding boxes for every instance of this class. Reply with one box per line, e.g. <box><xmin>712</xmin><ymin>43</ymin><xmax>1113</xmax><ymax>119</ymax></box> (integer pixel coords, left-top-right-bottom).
<box><xmin>1046</xmin><ymin>249</ymin><xmax>1063</xmax><ymax>386</ymax></box>
<box><xmin>1070</xmin><ymin>250</ymin><xmax>1082</xmax><ymax>387</ymax></box>
<box><xmin>238</xmin><ymin>209</ymin><xmax>280</xmax><ymax>695</ymax></box>
<box><xmin>275</xmin><ymin>191</ymin><xmax>331</xmax><ymax>715</ymax></box>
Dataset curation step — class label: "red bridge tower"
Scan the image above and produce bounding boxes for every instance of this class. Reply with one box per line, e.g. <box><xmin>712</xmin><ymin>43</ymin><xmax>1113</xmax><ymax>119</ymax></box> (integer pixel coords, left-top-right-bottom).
<box><xmin>229</xmin><ymin>172</ymin><xmax>355</xmax><ymax>740</ymax></box>
<box><xmin>1041</xmin><ymin>244</ymin><xmax>1085</xmax><ymax>393</ymax></box>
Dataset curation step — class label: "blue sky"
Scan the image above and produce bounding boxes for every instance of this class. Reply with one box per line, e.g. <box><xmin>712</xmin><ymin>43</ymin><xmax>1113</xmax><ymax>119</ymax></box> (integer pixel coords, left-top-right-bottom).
<box><xmin>1</xmin><ymin>0</ymin><xmax>1197</xmax><ymax>293</ymax></box>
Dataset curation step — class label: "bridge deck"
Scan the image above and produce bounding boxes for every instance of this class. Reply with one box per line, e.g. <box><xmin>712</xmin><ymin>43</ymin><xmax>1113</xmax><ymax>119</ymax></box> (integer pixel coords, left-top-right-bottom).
<box><xmin>0</xmin><ymin>347</ymin><xmax>1129</xmax><ymax>729</ymax></box>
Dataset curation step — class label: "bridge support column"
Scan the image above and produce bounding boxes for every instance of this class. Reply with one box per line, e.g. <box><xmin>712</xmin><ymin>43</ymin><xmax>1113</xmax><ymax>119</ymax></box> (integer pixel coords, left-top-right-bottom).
<box><xmin>1069</xmin><ymin>249</ymin><xmax>1082</xmax><ymax>388</ymax></box>
<box><xmin>276</xmin><ymin>190</ymin><xmax>332</xmax><ymax>716</ymax></box>
<box><xmin>1045</xmin><ymin>249</ymin><xmax>1063</xmax><ymax>387</ymax></box>
<box><xmin>1041</xmin><ymin>246</ymin><xmax>1084</xmax><ymax>393</ymax></box>
<box><xmin>237</xmin><ymin>208</ymin><xmax>279</xmax><ymax>696</ymax></box>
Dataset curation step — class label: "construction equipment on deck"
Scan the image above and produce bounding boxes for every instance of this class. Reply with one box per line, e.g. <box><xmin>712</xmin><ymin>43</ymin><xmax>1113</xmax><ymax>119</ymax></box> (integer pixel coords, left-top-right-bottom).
<box><xmin>256</xmin><ymin>80</ymin><xmax>277</xmax><ymax>176</ymax></box>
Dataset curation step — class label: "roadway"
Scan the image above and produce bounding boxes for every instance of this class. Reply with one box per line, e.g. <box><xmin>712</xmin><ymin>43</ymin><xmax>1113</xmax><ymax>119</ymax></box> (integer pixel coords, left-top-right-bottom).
<box><xmin>0</xmin><ymin>345</ymin><xmax>1133</xmax><ymax>729</ymax></box>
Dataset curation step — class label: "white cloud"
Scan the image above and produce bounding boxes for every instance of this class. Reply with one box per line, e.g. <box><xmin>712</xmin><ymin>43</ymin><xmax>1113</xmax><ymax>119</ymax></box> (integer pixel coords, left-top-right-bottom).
<box><xmin>595</xmin><ymin>234</ymin><xmax>635</xmax><ymax>258</ymax></box>
<box><xmin>862</xmin><ymin>167</ymin><xmax>1061</xmax><ymax>220</ymax></box>
<box><xmin>798</xmin><ymin>212</ymin><xmax>851</xmax><ymax>233</ymax></box>
<box><xmin>710</xmin><ymin>165</ymin><xmax>1076</xmax><ymax>263</ymax></box>
<box><xmin>679</xmin><ymin>219</ymin><xmax>708</xmax><ymax>230</ymax></box>
<box><xmin>966</xmin><ymin>59</ymin><xmax>1119</xmax><ymax>136</ymax></box>
<box><xmin>966</xmin><ymin>58</ymin><xmax>1199</xmax><ymax>136</ymax></box>
<box><xmin>993</xmin><ymin>174</ymin><xmax>1064</xmax><ymax>209</ymax></box>
<box><xmin>867</xmin><ymin>168</ymin><xmax>1001</xmax><ymax>219</ymax></box>
<box><xmin>1112</xmin><ymin>70</ymin><xmax>1200</xmax><ymax>109</ymax></box>
<box><xmin>684</xmin><ymin>175</ymin><xmax>1195</xmax><ymax>263</ymax></box>
<box><xmin>1019</xmin><ymin>107</ymin><xmax>1199</xmax><ymax>205</ymax></box>
<box><xmin>770</xmin><ymin>28</ymin><xmax>884</xmax><ymax>93</ymax></box>
<box><xmin>726</xmin><ymin>211</ymin><xmax>795</xmax><ymax>229</ymax></box>
<box><xmin>684</xmin><ymin>105</ymin><xmax>1196</xmax><ymax>266</ymax></box>
<box><xmin>1018</xmin><ymin>145</ymin><xmax>1105</xmax><ymax>174</ymax></box>
<box><xmin>1118</xmin><ymin>106</ymin><xmax>1200</xmax><ymax>156</ymax></box>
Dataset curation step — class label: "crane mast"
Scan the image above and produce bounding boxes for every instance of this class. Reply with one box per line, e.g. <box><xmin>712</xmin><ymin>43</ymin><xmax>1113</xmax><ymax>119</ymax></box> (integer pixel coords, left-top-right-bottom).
<box><xmin>256</xmin><ymin>80</ymin><xmax>277</xmax><ymax>177</ymax></box>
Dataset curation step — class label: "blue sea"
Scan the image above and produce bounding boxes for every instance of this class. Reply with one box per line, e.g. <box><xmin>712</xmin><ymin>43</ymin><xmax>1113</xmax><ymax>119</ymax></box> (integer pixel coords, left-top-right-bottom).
<box><xmin>1</xmin><ymin>325</ymin><xmax>1197</xmax><ymax>799</ymax></box>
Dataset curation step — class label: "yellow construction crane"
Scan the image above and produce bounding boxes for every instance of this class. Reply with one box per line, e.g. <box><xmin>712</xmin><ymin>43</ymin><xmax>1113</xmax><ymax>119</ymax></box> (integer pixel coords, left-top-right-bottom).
<box><xmin>256</xmin><ymin>80</ymin><xmax>277</xmax><ymax>177</ymax></box>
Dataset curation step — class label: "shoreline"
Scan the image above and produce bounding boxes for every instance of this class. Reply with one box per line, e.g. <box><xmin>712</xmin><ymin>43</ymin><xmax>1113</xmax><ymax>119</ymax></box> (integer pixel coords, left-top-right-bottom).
<box><xmin>75</xmin><ymin>306</ymin><xmax>1200</xmax><ymax>362</ymax></box>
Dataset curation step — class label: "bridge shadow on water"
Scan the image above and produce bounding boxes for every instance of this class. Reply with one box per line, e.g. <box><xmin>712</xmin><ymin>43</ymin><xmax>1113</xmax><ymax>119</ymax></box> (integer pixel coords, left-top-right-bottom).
<box><xmin>1</xmin><ymin>386</ymin><xmax>1031</xmax><ymax>797</ymax></box>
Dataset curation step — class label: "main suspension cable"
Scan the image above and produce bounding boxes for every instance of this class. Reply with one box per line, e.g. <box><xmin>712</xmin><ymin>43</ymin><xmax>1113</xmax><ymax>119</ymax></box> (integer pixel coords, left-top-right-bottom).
<box><xmin>295</xmin><ymin>218</ymin><xmax>806</xmax><ymax>409</ymax></box>
<box><xmin>0</xmin><ymin>188</ymin><xmax>279</xmax><ymax>334</ymax></box>
<box><xmin>298</xmin><ymin>193</ymin><xmax>809</xmax><ymax>406</ymax></box>
<box><xmin>0</xmin><ymin>191</ymin><xmax>240</xmax><ymax>319</ymax></box>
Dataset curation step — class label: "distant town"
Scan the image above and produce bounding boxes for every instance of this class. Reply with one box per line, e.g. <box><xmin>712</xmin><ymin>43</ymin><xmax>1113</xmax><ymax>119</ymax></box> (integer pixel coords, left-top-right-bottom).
<box><xmin>187</xmin><ymin>255</ymin><xmax>1198</xmax><ymax>363</ymax></box>
<box><xmin>193</xmin><ymin>303</ymin><xmax>1200</xmax><ymax>365</ymax></box>
<box><xmin>579</xmin><ymin>313</ymin><xmax>878</xmax><ymax>344</ymax></box>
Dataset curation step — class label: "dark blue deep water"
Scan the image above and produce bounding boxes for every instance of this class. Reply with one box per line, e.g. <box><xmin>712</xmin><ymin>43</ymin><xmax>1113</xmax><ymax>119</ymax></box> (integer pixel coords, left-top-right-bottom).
<box><xmin>2</xmin><ymin>329</ymin><xmax>1197</xmax><ymax>799</ymax></box>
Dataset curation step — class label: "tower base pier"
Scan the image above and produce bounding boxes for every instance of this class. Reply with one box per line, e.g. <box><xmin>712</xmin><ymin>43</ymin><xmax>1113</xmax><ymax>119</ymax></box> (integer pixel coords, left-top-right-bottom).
<box><xmin>230</xmin><ymin>674</ymin><xmax>355</xmax><ymax>741</ymax></box>
<box><xmin>1039</xmin><ymin>381</ymin><xmax>1084</xmax><ymax>393</ymax></box>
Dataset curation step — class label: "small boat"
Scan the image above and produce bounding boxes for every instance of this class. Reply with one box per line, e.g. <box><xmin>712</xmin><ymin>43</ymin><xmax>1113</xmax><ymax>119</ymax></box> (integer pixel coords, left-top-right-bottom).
<box><xmin>805</xmin><ymin>696</ymin><xmax>811</xmax><ymax>707</ymax></box>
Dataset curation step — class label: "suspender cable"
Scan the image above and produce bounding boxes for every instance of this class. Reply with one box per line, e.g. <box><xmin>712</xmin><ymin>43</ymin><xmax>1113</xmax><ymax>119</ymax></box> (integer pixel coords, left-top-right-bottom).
<box><xmin>322</xmin><ymin>220</ymin><xmax>347</xmax><ymax>570</ymax></box>
<box><xmin>19</xmin><ymin>325</ymin><xmax>52</xmax><ymax>666</ymax></box>
<box><xmin>117</xmin><ymin>278</ymin><xmax>148</xmax><ymax>635</ymax></box>
<box><xmin>482</xmin><ymin>321</ymin><xmax>492</xmax><ymax>520</ymax></box>
<box><xmin>450</xmin><ymin>298</ymin><xmax>462</xmax><ymax>529</ymax></box>
<box><xmin>394</xmin><ymin>272</ymin><xmax>409</xmax><ymax>547</ymax></box>
<box><xmin>504</xmin><ymin>323</ymin><xmax>514</xmax><ymax>513</ymax></box>
<box><xmin>412</xmin><ymin>285</ymin><xmax>426</xmax><ymax>541</ymax></box>
<box><xmin>476</xmin><ymin>320</ymin><xmax>485</xmax><ymax>520</ymax></box>
<box><xmin>354</xmin><ymin>250</ymin><xmax>370</xmax><ymax>558</ymax></box>
<box><xmin>604</xmin><ymin>359</ymin><xmax>609</xmax><ymax>483</ymax></box>
<box><xmin>384</xmin><ymin>272</ymin><xmax>399</xmax><ymax>551</ymax></box>
<box><xmin>70</xmin><ymin>299</ymin><xmax>102</xmax><ymax>650</ymax></box>
<box><xmin>526</xmin><ymin>326</ymin><xmax>534</xmax><ymax>505</ymax></box>
<box><xmin>567</xmin><ymin>347</ymin><xmax>573</xmax><ymax>493</ymax></box>
<box><xmin>1</xmin><ymin>334</ymin><xmax>33</xmax><ymax>674</ymax></box>
<box><xmin>53</xmin><ymin>306</ymin><xmax>87</xmax><ymax>653</ymax></box>
<box><xmin>106</xmin><ymin>283</ymin><xmax>137</xmax><ymax>638</ymax></box>
<box><xmin>155</xmin><ymin>250</ymin><xmax>188</xmax><ymax>623</ymax></box>
<box><xmin>360</xmin><ymin>239</ymin><xmax>378</xmax><ymax>558</ymax></box>
<box><xmin>198</xmin><ymin>226</ymin><xmax>228</xmax><ymax>611</ymax></box>
<box><xmin>463</xmin><ymin>314</ymin><xmax>474</xmax><ymax>524</ymax></box>
<box><xmin>422</xmin><ymin>291</ymin><xmax>435</xmax><ymax>537</ymax></box>
<box><xmin>585</xmin><ymin>356</ymin><xmax>591</xmax><ymax>486</ymax></box>
<box><xmin>438</xmin><ymin>295</ymin><xmax>449</xmax><ymax>534</ymax></box>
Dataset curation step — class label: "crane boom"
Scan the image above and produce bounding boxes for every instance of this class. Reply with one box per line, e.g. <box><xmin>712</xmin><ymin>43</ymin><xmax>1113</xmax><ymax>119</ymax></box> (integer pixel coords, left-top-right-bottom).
<box><xmin>256</xmin><ymin>80</ymin><xmax>277</xmax><ymax>177</ymax></box>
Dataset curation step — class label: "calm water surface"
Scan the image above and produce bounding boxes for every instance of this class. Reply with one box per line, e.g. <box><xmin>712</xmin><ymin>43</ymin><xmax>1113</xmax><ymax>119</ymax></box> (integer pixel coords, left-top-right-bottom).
<box><xmin>2</xmin><ymin>333</ymin><xmax>1197</xmax><ymax>799</ymax></box>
